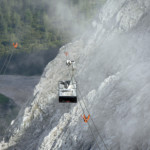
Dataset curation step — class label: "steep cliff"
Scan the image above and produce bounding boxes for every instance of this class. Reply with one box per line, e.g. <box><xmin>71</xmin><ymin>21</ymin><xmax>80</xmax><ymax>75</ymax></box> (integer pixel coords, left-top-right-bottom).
<box><xmin>1</xmin><ymin>0</ymin><xmax>150</xmax><ymax>149</ymax></box>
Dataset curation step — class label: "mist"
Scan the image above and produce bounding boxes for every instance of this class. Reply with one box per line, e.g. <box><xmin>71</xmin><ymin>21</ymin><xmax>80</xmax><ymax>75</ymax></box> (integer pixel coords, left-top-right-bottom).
<box><xmin>76</xmin><ymin>2</ymin><xmax>150</xmax><ymax>149</ymax></box>
<box><xmin>1</xmin><ymin>0</ymin><xmax>150</xmax><ymax>150</ymax></box>
<box><xmin>41</xmin><ymin>0</ymin><xmax>105</xmax><ymax>39</ymax></box>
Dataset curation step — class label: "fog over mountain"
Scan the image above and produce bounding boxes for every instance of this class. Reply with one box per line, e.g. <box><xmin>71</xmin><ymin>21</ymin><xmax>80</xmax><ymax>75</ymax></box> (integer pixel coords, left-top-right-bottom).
<box><xmin>1</xmin><ymin>0</ymin><xmax>150</xmax><ymax>149</ymax></box>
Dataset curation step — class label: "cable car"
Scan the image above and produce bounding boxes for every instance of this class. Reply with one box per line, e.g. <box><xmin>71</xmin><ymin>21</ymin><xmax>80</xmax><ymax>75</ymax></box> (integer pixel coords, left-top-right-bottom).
<box><xmin>59</xmin><ymin>80</ymin><xmax>77</xmax><ymax>103</ymax></box>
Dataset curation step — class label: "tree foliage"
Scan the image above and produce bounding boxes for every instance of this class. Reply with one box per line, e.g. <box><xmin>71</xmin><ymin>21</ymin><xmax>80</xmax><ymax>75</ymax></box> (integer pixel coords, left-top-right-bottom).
<box><xmin>0</xmin><ymin>0</ymin><xmax>105</xmax><ymax>56</ymax></box>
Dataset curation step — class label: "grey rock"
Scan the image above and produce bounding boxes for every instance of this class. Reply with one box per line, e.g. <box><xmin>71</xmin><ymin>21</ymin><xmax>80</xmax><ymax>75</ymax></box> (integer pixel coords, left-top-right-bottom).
<box><xmin>1</xmin><ymin>0</ymin><xmax>150</xmax><ymax>150</ymax></box>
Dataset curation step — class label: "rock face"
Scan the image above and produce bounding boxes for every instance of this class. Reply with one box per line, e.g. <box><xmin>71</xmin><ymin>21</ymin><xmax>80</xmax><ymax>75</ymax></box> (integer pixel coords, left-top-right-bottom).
<box><xmin>1</xmin><ymin>0</ymin><xmax>150</xmax><ymax>149</ymax></box>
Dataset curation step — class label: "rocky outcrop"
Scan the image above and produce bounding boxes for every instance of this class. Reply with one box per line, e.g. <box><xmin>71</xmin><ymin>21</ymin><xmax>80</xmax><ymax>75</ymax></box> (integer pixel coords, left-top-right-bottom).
<box><xmin>1</xmin><ymin>0</ymin><xmax>150</xmax><ymax>149</ymax></box>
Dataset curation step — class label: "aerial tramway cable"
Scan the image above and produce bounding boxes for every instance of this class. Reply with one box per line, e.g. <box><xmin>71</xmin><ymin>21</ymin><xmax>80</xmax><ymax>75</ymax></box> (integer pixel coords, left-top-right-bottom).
<box><xmin>0</xmin><ymin>54</ymin><xmax>10</xmax><ymax>75</ymax></box>
<box><xmin>64</xmin><ymin>50</ymin><xmax>109</xmax><ymax>150</ymax></box>
<box><xmin>66</xmin><ymin>64</ymin><xmax>101</xmax><ymax>150</ymax></box>
<box><xmin>78</xmin><ymin>94</ymin><xmax>101</xmax><ymax>150</ymax></box>
<box><xmin>2</xmin><ymin>50</ymin><xmax>14</xmax><ymax>75</ymax></box>
<box><xmin>0</xmin><ymin>44</ymin><xmax>14</xmax><ymax>75</ymax></box>
<box><xmin>0</xmin><ymin>41</ymin><xmax>18</xmax><ymax>75</ymax></box>
<box><xmin>76</xmin><ymin>80</ymin><xmax>109</xmax><ymax>150</ymax></box>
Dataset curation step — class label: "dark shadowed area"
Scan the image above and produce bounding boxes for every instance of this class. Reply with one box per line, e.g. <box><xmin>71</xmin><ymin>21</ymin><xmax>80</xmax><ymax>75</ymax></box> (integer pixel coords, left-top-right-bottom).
<box><xmin>0</xmin><ymin>94</ymin><xmax>19</xmax><ymax>141</ymax></box>
<box><xmin>0</xmin><ymin>48</ymin><xmax>59</xmax><ymax>76</ymax></box>
<box><xmin>0</xmin><ymin>75</ymin><xmax>40</xmax><ymax>106</ymax></box>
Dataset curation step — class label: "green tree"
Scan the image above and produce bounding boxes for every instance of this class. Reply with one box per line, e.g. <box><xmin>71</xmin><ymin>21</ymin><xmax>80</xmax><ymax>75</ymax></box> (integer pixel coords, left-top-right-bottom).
<box><xmin>10</xmin><ymin>12</ymin><xmax>20</xmax><ymax>28</ymax></box>
<box><xmin>25</xmin><ymin>9</ymin><xmax>33</xmax><ymax>24</ymax></box>
<box><xmin>0</xmin><ymin>14</ymin><xmax>7</xmax><ymax>33</ymax></box>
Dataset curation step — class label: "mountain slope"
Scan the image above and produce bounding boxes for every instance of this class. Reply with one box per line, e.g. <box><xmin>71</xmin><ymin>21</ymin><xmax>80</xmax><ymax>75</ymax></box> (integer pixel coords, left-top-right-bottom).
<box><xmin>1</xmin><ymin>0</ymin><xmax>150</xmax><ymax>150</ymax></box>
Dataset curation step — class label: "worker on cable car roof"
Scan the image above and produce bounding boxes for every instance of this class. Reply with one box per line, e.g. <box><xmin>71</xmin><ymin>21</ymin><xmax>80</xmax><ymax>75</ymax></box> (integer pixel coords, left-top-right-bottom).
<box><xmin>66</xmin><ymin>60</ymin><xmax>75</xmax><ymax>66</ymax></box>
<box><xmin>81</xmin><ymin>114</ymin><xmax>90</xmax><ymax>123</ymax></box>
<box><xmin>61</xmin><ymin>81</ymin><xmax>70</xmax><ymax>89</ymax></box>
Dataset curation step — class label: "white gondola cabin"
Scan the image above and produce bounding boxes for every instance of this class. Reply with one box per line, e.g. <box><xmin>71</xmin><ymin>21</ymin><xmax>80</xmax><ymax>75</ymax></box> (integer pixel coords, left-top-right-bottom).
<box><xmin>58</xmin><ymin>80</ymin><xmax>77</xmax><ymax>103</ymax></box>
